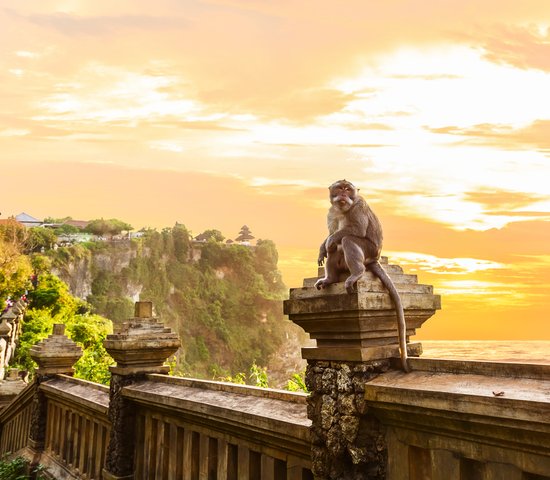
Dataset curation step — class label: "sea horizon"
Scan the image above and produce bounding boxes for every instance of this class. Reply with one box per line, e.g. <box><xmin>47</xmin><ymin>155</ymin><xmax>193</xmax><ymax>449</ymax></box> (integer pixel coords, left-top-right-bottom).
<box><xmin>420</xmin><ymin>340</ymin><xmax>549</xmax><ymax>364</ymax></box>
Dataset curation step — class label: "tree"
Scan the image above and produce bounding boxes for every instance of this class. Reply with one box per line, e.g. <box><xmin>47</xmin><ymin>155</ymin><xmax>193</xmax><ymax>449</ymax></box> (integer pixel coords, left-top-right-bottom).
<box><xmin>195</xmin><ymin>229</ymin><xmax>225</xmax><ymax>243</ymax></box>
<box><xmin>14</xmin><ymin>271</ymin><xmax>114</xmax><ymax>384</ymax></box>
<box><xmin>0</xmin><ymin>217</ymin><xmax>27</xmax><ymax>251</ymax></box>
<box><xmin>85</xmin><ymin>218</ymin><xmax>133</xmax><ymax>237</ymax></box>
<box><xmin>172</xmin><ymin>223</ymin><xmax>192</xmax><ymax>262</ymax></box>
<box><xmin>44</xmin><ymin>216</ymin><xmax>72</xmax><ymax>224</ymax></box>
<box><xmin>0</xmin><ymin>218</ymin><xmax>32</xmax><ymax>304</ymax></box>
<box><xmin>25</xmin><ymin>227</ymin><xmax>57</xmax><ymax>253</ymax></box>
<box><xmin>56</xmin><ymin>224</ymin><xmax>80</xmax><ymax>235</ymax></box>
<box><xmin>66</xmin><ymin>313</ymin><xmax>114</xmax><ymax>384</ymax></box>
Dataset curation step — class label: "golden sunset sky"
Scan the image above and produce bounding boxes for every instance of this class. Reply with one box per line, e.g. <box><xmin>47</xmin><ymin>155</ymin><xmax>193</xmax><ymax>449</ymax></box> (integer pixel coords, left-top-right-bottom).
<box><xmin>1</xmin><ymin>1</ymin><xmax>549</xmax><ymax>340</ymax></box>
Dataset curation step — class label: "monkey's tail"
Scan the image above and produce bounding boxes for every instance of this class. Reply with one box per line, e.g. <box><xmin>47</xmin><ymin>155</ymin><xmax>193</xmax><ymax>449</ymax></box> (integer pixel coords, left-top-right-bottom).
<box><xmin>368</xmin><ymin>261</ymin><xmax>410</xmax><ymax>373</ymax></box>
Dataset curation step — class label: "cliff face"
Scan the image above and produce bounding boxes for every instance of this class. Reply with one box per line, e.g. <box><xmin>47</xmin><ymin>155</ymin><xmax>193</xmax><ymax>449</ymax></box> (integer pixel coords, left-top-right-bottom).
<box><xmin>53</xmin><ymin>254</ymin><xmax>93</xmax><ymax>299</ymax></box>
<box><xmin>52</xmin><ymin>242</ymin><xmax>139</xmax><ymax>299</ymax></box>
<box><xmin>47</xmin><ymin>230</ymin><xmax>304</xmax><ymax>384</ymax></box>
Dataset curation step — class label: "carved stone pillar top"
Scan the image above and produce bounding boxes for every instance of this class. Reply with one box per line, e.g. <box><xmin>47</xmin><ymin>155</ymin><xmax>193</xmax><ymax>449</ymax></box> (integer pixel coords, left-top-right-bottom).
<box><xmin>29</xmin><ymin>324</ymin><xmax>83</xmax><ymax>375</ymax></box>
<box><xmin>284</xmin><ymin>257</ymin><xmax>441</xmax><ymax>363</ymax></box>
<box><xmin>0</xmin><ymin>317</ymin><xmax>12</xmax><ymax>338</ymax></box>
<box><xmin>12</xmin><ymin>300</ymin><xmax>25</xmax><ymax>316</ymax></box>
<box><xmin>104</xmin><ymin>301</ymin><xmax>181</xmax><ymax>375</ymax></box>
<box><xmin>0</xmin><ymin>309</ymin><xmax>17</xmax><ymax>324</ymax></box>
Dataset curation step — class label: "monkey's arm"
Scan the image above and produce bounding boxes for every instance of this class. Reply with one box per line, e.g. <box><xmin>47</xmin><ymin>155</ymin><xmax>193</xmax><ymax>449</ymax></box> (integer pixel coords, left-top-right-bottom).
<box><xmin>318</xmin><ymin>240</ymin><xmax>328</xmax><ymax>266</ymax></box>
<box><xmin>320</xmin><ymin>210</ymin><xmax>339</xmax><ymax>264</ymax></box>
<box><xmin>326</xmin><ymin>203</ymin><xmax>369</xmax><ymax>251</ymax></box>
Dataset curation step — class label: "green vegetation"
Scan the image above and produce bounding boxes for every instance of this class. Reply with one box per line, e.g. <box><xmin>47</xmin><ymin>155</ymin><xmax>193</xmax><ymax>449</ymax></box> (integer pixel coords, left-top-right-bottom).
<box><xmin>0</xmin><ymin>219</ymin><xmax>114</xmax><ymax>384</ymax></box>
<box><xmin>12</xmin><ymin>272</ymin><xmax>114</xmax><ymax>384</ymax></box>
<box><xmin>0</xmin><ymin>455</ymin><xmax>45</xmax><ymax>479</ymax></box>
<box><xmin>45</xmin><ymin>223</ymin><xmax>293</xmax><ymax>380</ymax></box>
<box><xmin>85</xmin><ymin>218</ymin><xmax>133</xmax><ymax>237</ymax></box>
<box><xmin>0</xmin><ymin>219</ymin><xmax>33</xmax><ymax>305</ymax></box>
<box><xmin>1</xmin><ymin>216</ymin><xmax>302</xmax><ymax>387</ymax></box>
<box><xmin>286</xmin><ymin>372</ymin><xmax>308</xmax><ymax>392</ymax></box>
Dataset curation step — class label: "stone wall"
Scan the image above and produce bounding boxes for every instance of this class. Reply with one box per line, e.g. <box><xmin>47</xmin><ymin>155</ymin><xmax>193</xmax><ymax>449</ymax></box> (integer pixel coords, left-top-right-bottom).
<box><xmin>306</xmin><ymin>360</ymin><xmax>389</xmax><ymax>480</ymax></box>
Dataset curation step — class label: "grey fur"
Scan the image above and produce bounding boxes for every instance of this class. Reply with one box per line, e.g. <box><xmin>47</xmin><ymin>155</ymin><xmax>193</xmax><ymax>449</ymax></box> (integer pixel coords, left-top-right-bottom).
<box><xmin>315</xmin><ymin>180</ymin><xmax>410</xmax><ymax>372</ymax></box>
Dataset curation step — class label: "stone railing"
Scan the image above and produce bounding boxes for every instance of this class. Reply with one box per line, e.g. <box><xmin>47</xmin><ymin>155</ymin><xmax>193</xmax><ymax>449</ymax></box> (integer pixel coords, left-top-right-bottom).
<box><xmin>38</xmin><ymin>376</ymin><xmax>110</xmax><ymax>480</ymax></box>
<box><xmin>0</xmin><ymin>299</ymin><xmax>27</xmax><ymax>380</ymax></box>
<box><xmin>285</xmin><ymin>257</ymin><xmax>550</xmax><ymax>480</ymax></box>
<box><xmin>118</xmin><ymin>375</ymin><xmax>311</xmax><ymax>479</ymax></box>
<box><xmin>364</xmin><ymin>358</ymin><xmax>550</xmax><ymax>480</ymax></box>
<box><xmin>1</xmin><ymin>255</ymin><xmax>549</xmax><ymax>480</ymax></box>
<box><xmin>0</xmin><ymin>299</ymin><xmax>30</xmax><ymax>410</ymax></box>
<box><xmin>0</xmin><ymin>302</ymin><xmax>313</xmax><ymax>480</ymax></box>
<box><xmin>0</xmin><ymin>382</ymin><xmax>34</xmax><ymax>455</ymax></box>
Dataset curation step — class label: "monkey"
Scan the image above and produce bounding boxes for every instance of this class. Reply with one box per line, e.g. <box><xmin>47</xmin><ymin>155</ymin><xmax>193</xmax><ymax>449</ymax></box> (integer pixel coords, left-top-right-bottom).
<box><xmin>315</xmin><ymin>179</ymin><xmax>410</xmax><ymax>372</ymax></box>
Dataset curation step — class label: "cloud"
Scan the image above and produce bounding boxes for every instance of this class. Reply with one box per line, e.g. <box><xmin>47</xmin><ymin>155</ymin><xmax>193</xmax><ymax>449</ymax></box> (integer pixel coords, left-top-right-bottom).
<box><xmin>479</xmin><ymin>24</ymin><xmax>550</xmax><ymax>72</ymax></box>
<box><xmin>4</xmin><ymin>9</ymin><xmax>188</xmax><ymax>36</ymax></box>
<box><xmin>0</xmin><ymin>129</ymin><xmax>30</xmax><ymax>137</ymax></box>
<box><xmin>386</xmin><ymin>251</ymin><xmax>505</xmax><ymax>275</ymax></box>
<box><xmin>464</xmin><ymin>189</ymin><xmax>548</xmax><ymax>214</ymax></box>
<box><xmin>198</xmin><ymin>87</ymin><xmax>356</xmax><ymax>123</ymax></box>
<box><xmin>429</xmin><ymin>120</ymin><xmax>550</xmax><ymax>153</ymax></box>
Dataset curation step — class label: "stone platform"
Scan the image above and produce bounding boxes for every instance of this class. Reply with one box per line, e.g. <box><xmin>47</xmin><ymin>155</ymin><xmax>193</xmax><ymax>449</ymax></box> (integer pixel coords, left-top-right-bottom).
<box><xmin>284</xmin><ymin>257</ymin><xmax>441</xmax><ymax>362</ymax></box>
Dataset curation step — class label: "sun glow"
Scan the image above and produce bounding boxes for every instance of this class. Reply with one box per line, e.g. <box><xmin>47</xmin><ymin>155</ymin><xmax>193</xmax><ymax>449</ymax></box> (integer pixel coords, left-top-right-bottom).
<box><xmin>387</xmin><ymin>252</ymin><xmax>505</xmax><ymax>275</ymax></box>
<box><xmin>2</xmin><ymin>1</ymin><xmax>550</xmax><ymax>339</ymax></box>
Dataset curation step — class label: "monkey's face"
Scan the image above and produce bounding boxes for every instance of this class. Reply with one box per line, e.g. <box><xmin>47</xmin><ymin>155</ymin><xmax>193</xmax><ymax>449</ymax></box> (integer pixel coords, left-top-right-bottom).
<box><xmin>329</xmin><ymin>180</ymin><xmax>356</xmax><ymax>212</ymax></box>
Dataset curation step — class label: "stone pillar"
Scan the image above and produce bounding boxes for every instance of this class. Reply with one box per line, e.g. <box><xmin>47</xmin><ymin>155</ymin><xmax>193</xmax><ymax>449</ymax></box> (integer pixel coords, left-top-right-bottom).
<box><xmin>28</xmin><ymin>324</ymin><xmax>83</xmax><ymax>451</ymax></box>
<box><xmin>0</xmin><ymin>301</ymin><xmax>27</xmax><ymax>380</ymax></box>
<box><xmin>284</xmin><ymin>258</ymin><xmax>440</xmax><ymax>480</ymax></box>
<box><xmin>0</xmin><ymin>310</ymin><xmax>17</xmax><ymax>374</ymax></box>
<box><xmin>0</xmin><ymin>315</ymin><xmax>13</xmax><ymax>380</ymax></box>
<box><xmin>103</xmin><ymin>301</ymin><xmax>181</xmax><ymax>480</ymax></box>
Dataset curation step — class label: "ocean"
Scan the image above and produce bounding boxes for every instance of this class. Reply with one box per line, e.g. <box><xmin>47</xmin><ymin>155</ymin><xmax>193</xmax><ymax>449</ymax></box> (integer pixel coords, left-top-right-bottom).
<box><xmin>420</xmin><ymin>340</ymin><xmax>549</xmax><ymax>364</ymax></box>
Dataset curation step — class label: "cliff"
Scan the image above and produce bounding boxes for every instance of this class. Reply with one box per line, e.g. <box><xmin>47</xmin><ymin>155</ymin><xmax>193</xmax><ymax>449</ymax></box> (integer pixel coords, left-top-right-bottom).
<box><xmin>47</xmin><ymin>227</ymin><xmax>305</xmax><ymax>384</ymax></box>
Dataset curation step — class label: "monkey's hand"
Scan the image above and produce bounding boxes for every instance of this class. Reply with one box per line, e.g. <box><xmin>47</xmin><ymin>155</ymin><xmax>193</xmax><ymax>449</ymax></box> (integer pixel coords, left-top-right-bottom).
<box><xmin>325</xmin><ymin>235</ymin><xmax>338</xmax><ymax>253</ymax></box>
<box><xmin>318</xmin><ymin>245</ymin><xmax>327</xmax><ymax>266</ymax></box>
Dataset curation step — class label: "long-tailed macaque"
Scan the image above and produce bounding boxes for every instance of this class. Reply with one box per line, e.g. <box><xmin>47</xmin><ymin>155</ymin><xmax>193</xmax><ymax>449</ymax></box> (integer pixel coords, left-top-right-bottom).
<box><xmin>315</xmin><ymin>179</ymin><xmax>410</xmax><ymax>372</ymax></box>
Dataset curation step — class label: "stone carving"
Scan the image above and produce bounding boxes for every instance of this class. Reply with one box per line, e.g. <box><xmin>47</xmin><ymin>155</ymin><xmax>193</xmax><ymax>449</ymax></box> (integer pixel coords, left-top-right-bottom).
<box><xmin>306</xmin><ymin>360</ymin><xmax>388</xmax><ymax>479</ymax></box>
<box><xmin>103</xmin><ymin>301</ymin><xmax>181</xmax><ymax>480</ymax></box>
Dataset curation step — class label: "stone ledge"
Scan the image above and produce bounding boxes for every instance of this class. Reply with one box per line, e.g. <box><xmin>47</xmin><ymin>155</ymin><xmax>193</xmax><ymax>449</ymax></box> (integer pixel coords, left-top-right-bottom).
<box><xmin>364</xmin><ymin>360</ymin><xmax>550</xmax><ymax>476</ymax></box>
<box><xmin>364</xmin><ymin>359</ymin><xmax>550</xmax><ymax>424</ymax></box>
<box><xmin>124</xmin><ymin>379</ymin><xmax>311</xmax><ymax>431</ymax></box>
<box><xmin>404</xmin><ymin>357</ymin><xmax>550</xmax><ymax>380</ymax></box>
<box><xmin>301</xmin><ymin>342</ymin><xmax>422</xmax><ymax>362</ymax></box>
<box><xmin>121</xmin><ymin>378</ymin><xmax>311</xmax><ymax>448</ymax></box>
<box><xmin>145</xmin><ymin>374</ymin><xmax>308</xmax><ymax>404</ymax></box>
<box><xmin>39</xmin><ymin>375</ymin><xmax>110</xmax><ymax>415</ymax></box>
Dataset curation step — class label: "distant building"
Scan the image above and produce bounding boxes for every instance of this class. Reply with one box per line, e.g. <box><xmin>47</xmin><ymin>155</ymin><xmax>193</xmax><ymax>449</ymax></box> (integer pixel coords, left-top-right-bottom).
<box><xmin>57</xmin><ymin>233</ymin><xmax>94</xmax><ymax>245</ymax></box>
<box><xmin>235</xmin><ymin>225</ymin><xmax>255</xmax><ymax>244</ymax></box>
<box><xmin>15</xmin><ymin>212</ymin><xmax>43</xmax><ymax>228</ymax></box>
<box><xmin>193</xmin><ymin>233</ymin><xmax>210</xmax><ymax>242</ymax></box>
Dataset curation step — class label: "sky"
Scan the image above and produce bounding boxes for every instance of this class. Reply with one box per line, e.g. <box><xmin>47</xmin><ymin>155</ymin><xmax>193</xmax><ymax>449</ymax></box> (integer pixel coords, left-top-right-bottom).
<box><xmin>1</xmin><ymin>0</ymin><xmax>549</xmax><ymax>340</ymax></box>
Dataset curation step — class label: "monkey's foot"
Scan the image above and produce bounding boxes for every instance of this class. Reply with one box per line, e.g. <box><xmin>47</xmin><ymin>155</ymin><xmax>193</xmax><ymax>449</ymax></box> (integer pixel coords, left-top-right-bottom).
<box><xmin>315</xmin><ymin>278</ymin><xmax>333</xmax><ymax>290</ymax></box>
<box><xmin>344</xmin><ymin>275</ymin><xmax>362</xmax><ymax>294</ymax></box>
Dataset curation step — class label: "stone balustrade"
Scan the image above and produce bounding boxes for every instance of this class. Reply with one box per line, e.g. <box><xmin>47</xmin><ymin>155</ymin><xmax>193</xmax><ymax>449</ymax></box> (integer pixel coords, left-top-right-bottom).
<box><xmin>0</xmin><ymin>299</ymin><xmax>27</xmax><ymax>382</ymax></box>
<box><xmin>284</xmin><ymin>258</ymin><xmax>550</xmax><ymax>480</ymax></box>
<box><xmin>0</xmin><ymin>265</ymin><xmax>549</xmax><ymax>480</ymax></box>
<box><xmin>0</xmin><ymin>300</ymin><xmax>30</xmax><ymax>409</ymax></box>
<box><xmin>0</xmin><ymin>302</ymin><xmax>313</xmax><ymax>480</ymax></box>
